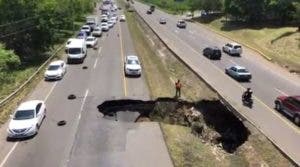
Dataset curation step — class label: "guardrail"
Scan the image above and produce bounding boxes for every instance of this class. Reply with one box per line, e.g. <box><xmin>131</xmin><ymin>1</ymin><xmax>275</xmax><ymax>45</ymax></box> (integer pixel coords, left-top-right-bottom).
<box><xmin>0</xmin><ymin>44</ymin><xmax>65</xmax><ymax>108</ymax></box>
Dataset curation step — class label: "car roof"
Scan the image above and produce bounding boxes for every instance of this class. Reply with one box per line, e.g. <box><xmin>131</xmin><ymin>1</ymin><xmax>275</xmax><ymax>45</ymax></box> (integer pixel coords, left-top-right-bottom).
<box><xmin>17</xmin><ymin>100</ymin><xmax>43</xmax><ymax>111</ymax></box>
<box><xmin>82</xmin><ymin>25</ymin><xmax>90</xmax><ymax>28</ymax></box>
<box><xmin>207</xmin><ymin>46</ymin><xmax>220</xmax><ymax>50</ymax></box>
<box><xmin>49</xmin><ymin>60</ymin><xmax>64</xmax><ymax>66</ymax></box>
<box><xmin>126</xmin><ymin>55</ymin><xmax>139</xmax><ymax>60</ymax></box>
<box><xmin>228</xmin><ymin>42</ymin><xmax>240</xmax><ymax>46</ymax></box>
<box><xmin>232</xmin><ymin>65</ymin><xmax>246</xmax><ymax>69</ymax></box>
<box><xmin>291</xmin><ymin>96</ymin><xmax>300</xmax><ymax>101</ymax></box>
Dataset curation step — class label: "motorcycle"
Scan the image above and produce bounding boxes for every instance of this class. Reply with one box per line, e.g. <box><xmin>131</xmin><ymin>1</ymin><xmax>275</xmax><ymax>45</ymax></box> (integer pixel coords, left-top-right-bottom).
<box><xmin>242</xmin><ymin>93</ymin><xmax>253</xmax><ymax>108</ymax></box>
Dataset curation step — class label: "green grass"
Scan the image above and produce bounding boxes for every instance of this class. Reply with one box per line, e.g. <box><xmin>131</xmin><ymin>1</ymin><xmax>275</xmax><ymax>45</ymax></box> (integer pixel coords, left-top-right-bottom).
<box><xmin>205</xmin><ymin>18</ymin><xmax>300</xmax><ymax>72</ymax></box>
<box><xmin>139</xmin><ymin>0</ymin><xmax>189</xmax><ymax>14</ymax></box>
<box><xmin>161</xmin><ymin>124</ymin><xmax>249</xmax><ymax>167</ymax></box>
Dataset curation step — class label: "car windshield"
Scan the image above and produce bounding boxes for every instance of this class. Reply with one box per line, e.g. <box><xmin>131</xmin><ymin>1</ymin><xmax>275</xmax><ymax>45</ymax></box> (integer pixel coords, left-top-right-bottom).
<box><xmin>234</xmin><ymin>45</ymin><xmax>241</xmax><ymax>49</ymax></box>
<box><xmin>14</xmin><ymin>110</ymin><xmax>35</xmax><ymax>120</ymax></box>
<box><xmin>86</xmin><ymin>38</ymin><xmax>94</xmax><ymax>41</ymax></box>
<box><xmin>127</xmin><ymin>59</ymin><xmax>139</xmax><ymax>65</ymax></box>
<box><xmin>237</xmin><ymin>69</ymin><xmax>248</xmax><ymax>73</ymax></box>
<box><xmin>86</xmin><ymin>22</ymin><xmax>94</xmax><ymax>26</ymax></box>
<box><xmin>48</xmin><ymin>65</ymin><xmax>60</xmax><ymax>71</ymax></box>
<box><xmin>94</xmin><ymin>28</ymin><xmax>100</xmax><ymax>31</ymax></box>
<box><xmin>68</xmin><ymin>48</ymin><xmax>81</xmax><ymax>54</ymax></box>
<box><xmin>82</xmin><ymin>27</ymin><xmax>89</xmax><ymax>30</ymax></box>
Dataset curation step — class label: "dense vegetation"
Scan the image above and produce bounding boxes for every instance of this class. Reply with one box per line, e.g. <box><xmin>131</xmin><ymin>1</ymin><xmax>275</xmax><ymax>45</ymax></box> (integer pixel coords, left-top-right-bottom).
<box><xmin>141</xmin><ymin>0</ymin><xmax>300</xmax><ymax>26</ymax></box>
<box><xmin>0</xmin><ymin>0</ymin><xmax>96</xmax><ymax>98</ymax></box>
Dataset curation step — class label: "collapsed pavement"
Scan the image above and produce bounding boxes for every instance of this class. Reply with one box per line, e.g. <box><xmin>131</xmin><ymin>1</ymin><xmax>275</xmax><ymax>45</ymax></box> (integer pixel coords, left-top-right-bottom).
<box><xmin>97</xmin><ymin>98</ymin><xmax>250</xmax><ymax>153</ymax></box>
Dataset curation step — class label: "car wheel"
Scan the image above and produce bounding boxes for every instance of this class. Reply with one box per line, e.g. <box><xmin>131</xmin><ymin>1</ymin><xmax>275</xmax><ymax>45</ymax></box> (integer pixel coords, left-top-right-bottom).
<box><xmin>275</xmin><ymin>102</ymin><xmax>282</xmax><ymax>111</ymax></box>
<box><xmin>294</xmin><ymin>115</ymin><xmax>300</xmax><ymax>126</ymax></box>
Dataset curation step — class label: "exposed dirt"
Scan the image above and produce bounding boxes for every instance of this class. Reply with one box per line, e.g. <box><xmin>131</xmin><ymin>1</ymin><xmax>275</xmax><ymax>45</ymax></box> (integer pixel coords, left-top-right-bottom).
<box><xmin>97</xmin><ymin>98</ymin><xmax>249</xmax><ymax>153</ymax></box>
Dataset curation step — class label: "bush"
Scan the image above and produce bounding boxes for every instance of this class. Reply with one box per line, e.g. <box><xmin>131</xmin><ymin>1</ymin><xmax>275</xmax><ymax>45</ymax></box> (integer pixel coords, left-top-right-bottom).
<box><xmin>0</xmin><ymin>44</ymin><xmax>21</xmax><ymax>71</ymax></box>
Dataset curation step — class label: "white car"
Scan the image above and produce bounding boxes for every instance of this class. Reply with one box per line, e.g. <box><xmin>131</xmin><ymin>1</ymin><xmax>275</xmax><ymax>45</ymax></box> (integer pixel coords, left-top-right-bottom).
<box><xmin>81</xmin><ymin>25</ymin><xmax>91</xmax><ymax>35</ymax></box>
<box><xmin>7</xmin><ymin>100</ymin><xmax>46</xmax><ymax>139</ymax></box>
<box><xmin>124</xmin><ymin>55</ymin><xmax>142</xmax><ymax>77</ymax></box>
<box><xmin>101</xmin><ymin>15</ymin><xmax>109</xmax><ymax>22</ymax></box>
<box><xmin>44</xmin><ymin>60</ymin><xmax>66</xmax><ymax>80</ymax></box>
<box><xmin>101</xmin><ymin>22</ymin><xmax>109</xmax><ymax>31</ymax></box>
<box><xmin>120</xmin><ymin>15</ymin><xmax>126</xmax><ymax>22</ymax></box>
<box><xmin>111</xmin><ymin>15</ymin><xmax>118</xmax><ymax>21</ymax></box>
<box><xmin>65</xmin><ymin>38</ymin><xmax>76</xmax><ymax>53</ymax></box>
<box><xmin>110</xmin><ymin>17</ymin><xmax>117</xmax><ymax>24</ymax></box>
<box><xmin>222</xmin><ymin>42</ymin><xmax>242</xmax><ymax>56</ymax></box>
<box><xmin>107</xmin><ymin>20</ymin><xmax>114</xmax><ymax>28</ymax></box>
<box><xmin>92</xmin><ymin>26</ymin><xmax>102</xmax><ymax>37</ymax></box>
<box><xmin>86</xmin><ymin>36</ymin><xmax>98</xmax><ymax>48</ymax></box>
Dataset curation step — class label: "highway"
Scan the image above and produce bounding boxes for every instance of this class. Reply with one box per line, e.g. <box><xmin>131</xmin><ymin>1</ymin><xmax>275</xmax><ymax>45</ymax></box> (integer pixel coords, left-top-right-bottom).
<box><xmin>0</xmin><ymin>5</ymin><xmax>172</xmax><ymax>167</ymax></box>
<box><xmin>133</xmin><ymin>1</ymin><xmax>300</xmax><ymax>164</ymax></box>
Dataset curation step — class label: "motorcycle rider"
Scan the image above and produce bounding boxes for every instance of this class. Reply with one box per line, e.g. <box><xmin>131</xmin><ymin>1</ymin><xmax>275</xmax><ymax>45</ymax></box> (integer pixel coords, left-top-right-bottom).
<box><xmin>243</xmin><ymin>88</ymin><xmax>253</xmax><ymax>102</ymax></box>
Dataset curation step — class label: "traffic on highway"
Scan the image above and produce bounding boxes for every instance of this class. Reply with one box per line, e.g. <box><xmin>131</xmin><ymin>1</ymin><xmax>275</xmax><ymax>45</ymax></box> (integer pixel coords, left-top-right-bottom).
<box><xmin>0</xmin><ymin>0</ymin><xmax>299</xmax><ymax>166</ymax></box>
<box><xmin>134</xmin><ymin>1</ymin><xmax>300</xmax><ymax>164</ymax></box>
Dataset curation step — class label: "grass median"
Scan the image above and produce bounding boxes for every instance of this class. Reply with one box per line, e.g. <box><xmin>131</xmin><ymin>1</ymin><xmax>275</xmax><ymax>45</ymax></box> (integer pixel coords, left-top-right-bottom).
<box><xmin>124</xmin><ymin>4</ymin><xmax>294</xmax><ymax>166</ymax></box>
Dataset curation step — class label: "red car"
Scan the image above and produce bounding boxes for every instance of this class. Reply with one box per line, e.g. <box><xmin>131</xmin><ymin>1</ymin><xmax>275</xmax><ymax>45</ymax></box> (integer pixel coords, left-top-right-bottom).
<box><xmin>275</xmin><ymin>96</ymin><xmax>300</xmax><ymax>125</ymax></box>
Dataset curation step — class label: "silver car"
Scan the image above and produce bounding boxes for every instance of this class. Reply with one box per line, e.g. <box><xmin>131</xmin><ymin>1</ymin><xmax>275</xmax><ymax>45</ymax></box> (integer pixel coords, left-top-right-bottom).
<box><xmin>225</xmin><ymin>65</ymin><xmax>251</xmax><ymax>81</ymax></box>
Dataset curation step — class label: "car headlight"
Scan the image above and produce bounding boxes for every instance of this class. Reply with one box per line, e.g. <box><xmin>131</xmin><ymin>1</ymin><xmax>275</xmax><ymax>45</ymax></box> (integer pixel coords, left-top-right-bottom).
<box><xmin>26</xmin><ymin>125</ymin><xmax>36</xmax><ymax>132</ymax></box>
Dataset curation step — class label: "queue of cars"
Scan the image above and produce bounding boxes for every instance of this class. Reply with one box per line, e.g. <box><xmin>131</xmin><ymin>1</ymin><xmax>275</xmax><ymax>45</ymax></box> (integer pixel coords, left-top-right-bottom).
<box><xmin>144</xmin><ymin>5</ymin><xmax>300</xmax><ymax>126</ymax></box>
<box><xmin>6</xmin><ymin>0</ymin><xmax>129</xmax><ymax>139</ymax></box>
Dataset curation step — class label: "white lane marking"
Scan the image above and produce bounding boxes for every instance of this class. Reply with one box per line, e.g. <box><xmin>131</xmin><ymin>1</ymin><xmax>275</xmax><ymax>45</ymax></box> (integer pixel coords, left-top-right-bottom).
<box><xmin>229</xmin><ymin>59</ymin><xmax>238</xmax><ymax>65</ymax></box>
<box><xmin>93</xmin><ymin>58</ymin><xmax>98</xmax><ymax>69</ymax></box>
<box><xmin>0</xmin><ymin>142</ymin><xmax>18</xmax><ymax>167</ymax></box>
<box><xmin>275</xmin><ymin>88</ymin><xmax>288</xmax><ymax>96</ymax></box>
<box><xmin>98</xmin><ymin>47</ymin><xmax>102</xmax><ymax>55</ymax></box>
<box><xmin>0</xmin><ymin>81</ymin><xmax>58</xmax><ymax>167</ymax></box>
<box><xmin>44</xmin><ymin>82</ymin><xmax>58</xmax><ymax>101</ymax></box>
<box><xmin>80</xmin><ymin>89</ymin><xmax>89</xmax><ymax>112</ymax></box>
<box><xmin>62</xmin><ymin>89</ymin><xmax>89</xmax><ymax>167</ymax></box>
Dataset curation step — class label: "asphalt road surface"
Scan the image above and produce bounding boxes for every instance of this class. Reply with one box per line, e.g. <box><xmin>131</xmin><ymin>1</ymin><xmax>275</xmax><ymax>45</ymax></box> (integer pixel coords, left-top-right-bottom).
<box><xmin>133</xmin><ymin>1</ymin><xmax>300</xmax><ymax>164</ymax></box>
<box><xmin>0</xmin><ymin>6</ymin><xmax>172</xmax><ymax>167</ymax></box>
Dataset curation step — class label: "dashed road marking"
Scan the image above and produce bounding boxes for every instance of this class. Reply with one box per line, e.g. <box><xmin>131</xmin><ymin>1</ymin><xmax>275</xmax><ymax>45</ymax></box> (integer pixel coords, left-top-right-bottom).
<box><xmin>229</xmin><ymin>59</ymin><xmax>238</xmax><ymax>65</ymax></box>
<box><xmin>93</xmin><ymin>58</ymin><xmax>98</xmax><ymax>69</ymax></box>
<box><xmin>98</xmin><ymin>47</ymin><xmax>102</xmax><ymax>55</ymax></box>
<box><xmin>275</xmin><ymin>88</ymin><xmax>288</xmax><ymax>96</ymax></box>
<box><xmin>80</xmin><ymin>89</ymin><xmax>89</xmax><ymax>112</ymax></box>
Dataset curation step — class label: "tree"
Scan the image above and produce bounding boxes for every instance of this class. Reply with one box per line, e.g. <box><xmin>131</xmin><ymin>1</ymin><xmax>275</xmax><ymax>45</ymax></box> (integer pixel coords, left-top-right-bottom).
<box><xmin>201</xmin><ymin>0</ymin><xmax>223</xmax><ymax>12</ymax></box>
<box><xmin>293</xmin><ymin>2</ymin><xmax>300</xmax><ymax>31</ymax></box>
<box><xmin>187</xmin><ymin>0</ymin><xmax>202</xmax><ymax>17</ymax></box>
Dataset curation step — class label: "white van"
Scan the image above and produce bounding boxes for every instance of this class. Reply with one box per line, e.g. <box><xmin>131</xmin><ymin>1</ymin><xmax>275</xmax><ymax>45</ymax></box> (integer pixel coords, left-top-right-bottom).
<box><xmin>67</xmin><ymin>39</ymin><xmax>87</xmax><ymax>64</ymax></box>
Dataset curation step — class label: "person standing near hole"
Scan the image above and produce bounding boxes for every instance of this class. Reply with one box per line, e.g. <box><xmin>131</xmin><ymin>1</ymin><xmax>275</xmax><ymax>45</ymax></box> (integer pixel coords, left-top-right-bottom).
<box><xmin>175</xmin><ymin>79</ymin><xmax>182</xmax><ymax>98</ymax></box>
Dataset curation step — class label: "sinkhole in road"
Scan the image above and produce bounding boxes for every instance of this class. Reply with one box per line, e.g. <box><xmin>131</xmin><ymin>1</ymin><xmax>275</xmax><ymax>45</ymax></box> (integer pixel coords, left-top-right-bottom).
<box><xmin>97</xmin><ymin>98</ymin><xmax>250</xmax><ymax>153</ymax></box>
